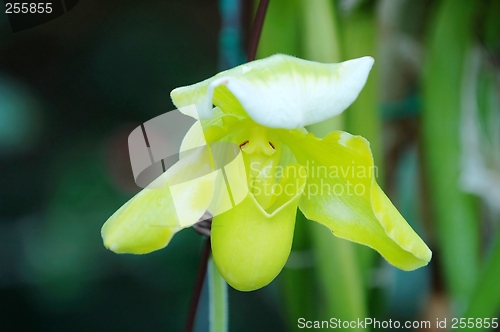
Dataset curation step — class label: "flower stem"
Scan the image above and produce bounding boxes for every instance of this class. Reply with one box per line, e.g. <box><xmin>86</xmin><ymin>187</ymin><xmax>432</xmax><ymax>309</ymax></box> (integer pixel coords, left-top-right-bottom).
<box><xmin>246</xmin><ymin>0</ymin><xmax>270</xmax><ymax>62</ymax></box>
<box><xmin>208</xmin><ymin>257</ymin><xmax>228</xmax><ymax>332</ymax></box>
<box><xmin>184</xmin><ymin>1</ymin><xmax>270</xmax><ymax>330</ymax></box>
<box><xmin>422</xmin><ymin>0</ymin><xmax>479</xmax><ymax>310</ymax></box>
<box><xmin>184</xmin><ymin>238</ymin><xmax>211</xmax><ymax>332</ymax></box>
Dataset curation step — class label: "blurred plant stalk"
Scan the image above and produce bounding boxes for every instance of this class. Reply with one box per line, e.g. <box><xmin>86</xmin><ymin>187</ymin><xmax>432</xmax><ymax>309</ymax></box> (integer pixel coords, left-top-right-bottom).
<box><xmin>423</xmin><ymin>0</ymin><xmax>479</xmax><ymax>313</ymax></box>
<box><xmin>208</xmin><ymin>257</ymin><xmax>228</xmax><ymax>332</ymax></box>
<box><xmin>339</xmin><ymin>0</ymin><xmax>381</xmax><ymax>284</ymax></box>
<box><xmin>463</xmin><ymin>0</ymin><xmax>500</xmax><ymax>324</ymax></box>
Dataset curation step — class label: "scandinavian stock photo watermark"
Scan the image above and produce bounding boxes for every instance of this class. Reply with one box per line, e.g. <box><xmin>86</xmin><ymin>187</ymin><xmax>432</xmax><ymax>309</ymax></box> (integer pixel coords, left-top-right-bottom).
<box><xmin>297</xmin><ymin>317</ymin><xmax>500</xmax><ymax>330</ymax></box>
<box><xmin>127</xmin><ymin>105</ymin><xmax>380</xmax><ymax>225</ymax></box>
<box><xmin>249</xmin><ymin>161</ymin><xmax>379</xmax><ymax>200</ymax></box>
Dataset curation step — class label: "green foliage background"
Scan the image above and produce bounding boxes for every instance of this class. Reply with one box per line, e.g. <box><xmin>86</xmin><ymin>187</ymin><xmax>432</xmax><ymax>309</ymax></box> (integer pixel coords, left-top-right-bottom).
<box><xmin>0</xmin><ymin>0</ymin><xmax>499</xmax><ymax>331</ymax></box>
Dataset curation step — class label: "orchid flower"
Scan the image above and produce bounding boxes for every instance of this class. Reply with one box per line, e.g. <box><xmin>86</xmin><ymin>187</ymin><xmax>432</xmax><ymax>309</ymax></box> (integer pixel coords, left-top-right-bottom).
<box><xmin>101</xmin><ymin>54</ymin><xmax>432</xmax><ymax>292</ymax></box>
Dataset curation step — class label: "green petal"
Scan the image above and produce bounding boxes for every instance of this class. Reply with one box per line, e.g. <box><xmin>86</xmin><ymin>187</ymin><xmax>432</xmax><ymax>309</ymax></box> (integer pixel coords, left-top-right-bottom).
<box><xmin>278</xmin><ymin>130</ymin><xmax>432</xmax><ymax>270</ymax></box>
<box><xmin>102</xmin><ymin>148</ymin><xmax>217</xmax><ymax>254</ymax></box>
<box><xmin>180</xmin><ymin>107</ymin><xmax>244</xmax><ymax>152</ymax></box>
<box><xmin>211</xmin><ymin>163</ymin><xmax>306</xmax><ymax>291</ymax></box>
<box><xmin>101</xmin><ymin>172</ymin><xmax>181</xmax><ymax>254</ymax></box>
<box><xmin>171</xmin><ymin>80</ymin><xmax>248</xmax><ymax>120</ymax></box>
<box><xmin>171</xmin><ymin>54</ymin><xmax>374</xmax><ymax>129</ymax></box>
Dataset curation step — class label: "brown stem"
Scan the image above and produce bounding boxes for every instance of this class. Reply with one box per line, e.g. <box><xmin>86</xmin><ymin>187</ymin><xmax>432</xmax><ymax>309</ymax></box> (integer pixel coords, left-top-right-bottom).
<box><xmin>184</xmin><ymin>238</ymin><xmax>212</xmax><ymax>332</ymax></box>
<box><xmin>246</xmin><ymin>0</ymin><xmax>270</xmax><ymax>62</ymax></box>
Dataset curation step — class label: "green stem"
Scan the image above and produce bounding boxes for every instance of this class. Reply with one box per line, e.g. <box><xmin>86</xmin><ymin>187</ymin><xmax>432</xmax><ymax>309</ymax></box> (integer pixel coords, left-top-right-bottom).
<box><xmin>310</xmin><ymin>222</ymin><xmax>367</xmax><ymax>328</ymax></box>
<box><xmin>256</xmin><ymin>0</ymin><xmax>300</xmax><ymax>58</ymax></box>
<box><xmin>422</xmin><ymin>0</ymin><xmax>479</xmax><ymax>311</ymax></box>
<box><xmin>300</xmin><ymin>0</ymin><xmax>343</xmax><ymax>139</ymax></box>
<box><xmin>464</xmin><ymin>230</ymin><xmax>500</xmax><ymax>324</ymax></box>
<box><xmin>464</xmin><ymin>0</ymin><xmax>500</xmax><ymax>323</ymax></box>
<box><xmin>208</xmin><ymin>257</ymin><xmax>228</xmax><ymax>332</ymax></box>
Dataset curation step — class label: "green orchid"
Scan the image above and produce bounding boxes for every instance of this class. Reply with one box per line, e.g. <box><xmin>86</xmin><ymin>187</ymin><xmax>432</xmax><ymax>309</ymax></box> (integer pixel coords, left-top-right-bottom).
<box><xmin>101</xmin><ymin>54</ymin><xmax>432</xmax><ymax>292</ymax></box>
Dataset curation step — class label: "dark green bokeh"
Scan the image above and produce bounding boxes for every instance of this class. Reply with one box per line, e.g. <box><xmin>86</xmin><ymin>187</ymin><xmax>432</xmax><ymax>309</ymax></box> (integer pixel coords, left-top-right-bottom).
<box><xmin>0</xmin><ymin>1</ymin><xmax>286</xmax><ymax>331</ymax></box>
<box><xmin>1</xmin><ymin>0</ymin><xmax>499</xmax><ymax>331</ymax></box>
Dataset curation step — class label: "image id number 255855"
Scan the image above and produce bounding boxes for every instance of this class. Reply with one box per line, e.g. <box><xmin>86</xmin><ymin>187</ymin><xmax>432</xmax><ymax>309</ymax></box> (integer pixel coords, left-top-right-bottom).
<box><xmin>5</xmin><ymin>2</ymin><xmax>52</xmax><ymax>14</ymax></box>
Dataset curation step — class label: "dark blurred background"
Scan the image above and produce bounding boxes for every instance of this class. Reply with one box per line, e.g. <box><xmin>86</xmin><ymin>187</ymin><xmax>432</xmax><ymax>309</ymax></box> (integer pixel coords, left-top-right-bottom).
<box><xmin>1</xmin><ymin>0</ymin><xmax>500</xmax><ymax>331</ymax></box>
<box><xmin>0</xmin><ymin>1</ymin><xmax>287</xmax><ymax>331</ymax></box>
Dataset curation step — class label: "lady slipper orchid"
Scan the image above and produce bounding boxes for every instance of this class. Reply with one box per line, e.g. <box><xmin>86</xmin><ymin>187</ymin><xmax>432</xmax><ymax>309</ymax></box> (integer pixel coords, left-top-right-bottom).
<box><xmin>101</xmin><ymin>54</ymin><xmax>432</xmax><ymax>292</ymax></box>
